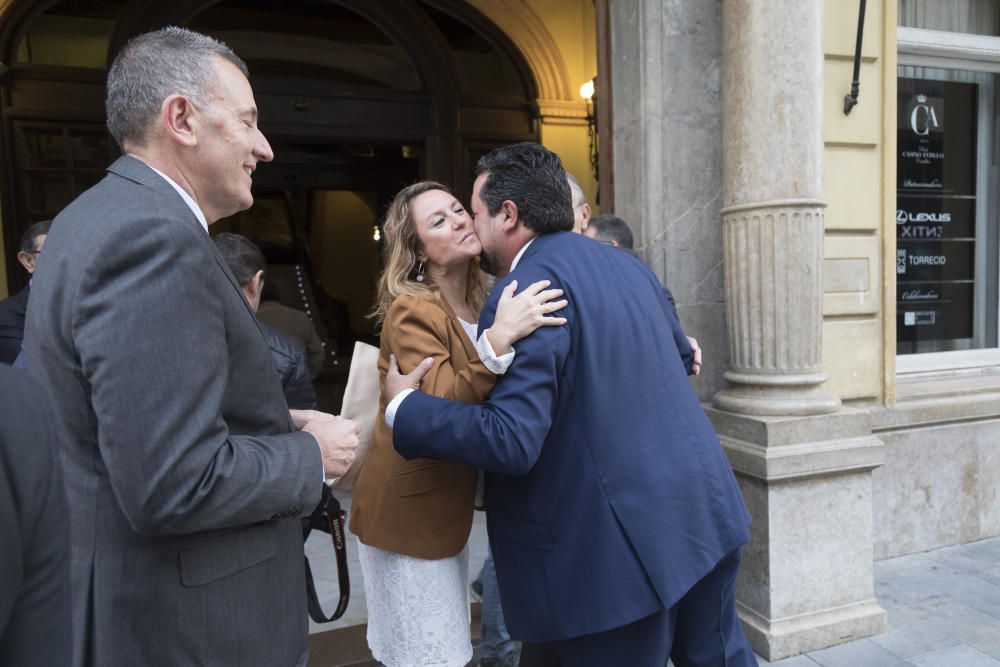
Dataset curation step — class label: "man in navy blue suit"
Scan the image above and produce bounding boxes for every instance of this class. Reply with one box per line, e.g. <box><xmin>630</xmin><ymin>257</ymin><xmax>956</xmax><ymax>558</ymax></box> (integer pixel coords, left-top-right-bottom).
<box><xmin>385</xmin><ymin>142</ymin><xmax>756</xmax><ymax>666</ymax></box>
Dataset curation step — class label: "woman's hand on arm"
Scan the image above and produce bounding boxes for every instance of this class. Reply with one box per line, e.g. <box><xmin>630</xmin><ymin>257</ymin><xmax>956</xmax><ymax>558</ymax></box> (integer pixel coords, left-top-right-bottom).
<box><xmin>486</xmin><ymin>279</ymin><xmax>568</xmax><ymax>354</ymax></box>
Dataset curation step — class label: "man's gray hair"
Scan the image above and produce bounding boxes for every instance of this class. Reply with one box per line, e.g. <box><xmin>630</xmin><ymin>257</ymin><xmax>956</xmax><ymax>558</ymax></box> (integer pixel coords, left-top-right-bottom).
<box><xmin>106</xmin><ymin>26</ymin><xmax>248</xmax><ymax>148</ymax></box>
<box><xmin>565</xmin><ymin>172</ymin><xmax>586</xmax><ymax>207</ymax></box>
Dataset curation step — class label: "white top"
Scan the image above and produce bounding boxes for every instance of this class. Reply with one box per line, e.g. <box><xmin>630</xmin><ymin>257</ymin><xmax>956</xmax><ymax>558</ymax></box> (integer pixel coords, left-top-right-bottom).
<box><xmin>458</xmin><ymin>317</ymin><xmax>478</xmax><ymax>341</ymax></box>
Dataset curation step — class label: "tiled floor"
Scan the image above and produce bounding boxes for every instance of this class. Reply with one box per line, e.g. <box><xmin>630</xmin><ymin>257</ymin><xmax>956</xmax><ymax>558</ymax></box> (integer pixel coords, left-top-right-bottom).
<box><xmin>309</xmin><ymin>499</ymin><xmax>1000</xmax><ymax>666</ymax></box>
<box><xmin>763</xmin><ymin>536</ymin><xmax>1000</xmax><ymax>666</ymax></box>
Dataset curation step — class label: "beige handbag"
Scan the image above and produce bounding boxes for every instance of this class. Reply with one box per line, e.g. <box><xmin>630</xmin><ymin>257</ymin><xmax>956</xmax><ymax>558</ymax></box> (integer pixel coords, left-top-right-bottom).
<box><xmin>331</xmin><ymin>341</ymin><xmax>380</xmax><ymax>493</ymax></box>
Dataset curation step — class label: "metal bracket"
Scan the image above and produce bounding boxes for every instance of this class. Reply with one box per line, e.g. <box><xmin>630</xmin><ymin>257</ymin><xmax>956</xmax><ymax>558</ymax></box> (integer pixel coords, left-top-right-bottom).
<box><xmin>843</xmin><ymin>0</ymin><xmax>867</xmax><ymax>115</ymax></box>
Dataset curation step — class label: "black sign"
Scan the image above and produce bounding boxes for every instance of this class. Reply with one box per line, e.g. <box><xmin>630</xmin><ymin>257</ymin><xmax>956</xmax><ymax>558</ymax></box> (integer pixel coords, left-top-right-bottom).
<box><xmin>896</xmin><ymin>196</ymin><xmax>975</xmax><ymax>239</ymax></box>
<box><xmin>897</xmin><ymin>79</ymin><xmax>977</xmax><ymax>197</ymax></box>
<box><xmin>895</xmin><ymin>241</ymin><xmax>974</xmax><ymax>282</ymax></box>
<box><xmin>896</xmin><ymin>282</ymin><xmax>974</xmax><ymax>343</ymax></box>
<box><xmin>897</xmin><ymin>78</ymin><xmax>978</xmax><ymax>346</ymax></box>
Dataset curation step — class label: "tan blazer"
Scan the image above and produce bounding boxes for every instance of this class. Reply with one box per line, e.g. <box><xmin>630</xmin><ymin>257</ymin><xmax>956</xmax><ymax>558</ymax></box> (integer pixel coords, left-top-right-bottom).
<box><xmin>349</xmin><ymin>293</ymin><xmax>496</xmax><ymax>559</ymax></box>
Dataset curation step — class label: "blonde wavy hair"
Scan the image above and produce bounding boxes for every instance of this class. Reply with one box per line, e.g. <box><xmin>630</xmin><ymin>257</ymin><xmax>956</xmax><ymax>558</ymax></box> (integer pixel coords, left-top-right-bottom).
<box><xmin>371</xmin><ymin>181</ymin><xmax>491</xmax><ymax>326</ymax></box>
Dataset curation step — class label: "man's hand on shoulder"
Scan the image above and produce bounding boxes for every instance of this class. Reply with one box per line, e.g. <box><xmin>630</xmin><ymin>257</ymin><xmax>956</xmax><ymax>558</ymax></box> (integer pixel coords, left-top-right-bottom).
<box><xmin>291</xmin><ymin>409</ymin><xmax>360</xmax><ymax>478</ymax></box>
<box><xmin>687</xmin><ymin>336</ymin><xmax>702</xmax><ymax>376</ymax></box>
<box><xmin>384</xmin><ymin>354</ymin><xmax>434</xmax><ymax>403</ymax></box>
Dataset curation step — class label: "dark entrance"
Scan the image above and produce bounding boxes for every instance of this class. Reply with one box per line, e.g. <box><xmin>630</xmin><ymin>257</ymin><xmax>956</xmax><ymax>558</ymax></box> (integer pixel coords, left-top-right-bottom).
<box><xmin>0</xmin><ymin>0</ymin><xmax>539</xmax><ymax>408</ymax></box>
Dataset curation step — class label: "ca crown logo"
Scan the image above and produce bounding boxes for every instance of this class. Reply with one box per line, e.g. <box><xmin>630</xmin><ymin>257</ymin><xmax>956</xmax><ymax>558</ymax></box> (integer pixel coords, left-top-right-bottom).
<box><xmin>911</xmin><ymin>94</ymin><xmax>940</xmax><ymax>136</ymax></box>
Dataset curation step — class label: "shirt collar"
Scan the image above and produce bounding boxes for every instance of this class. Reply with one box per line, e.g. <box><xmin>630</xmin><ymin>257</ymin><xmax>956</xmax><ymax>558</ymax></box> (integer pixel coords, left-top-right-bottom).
<box><xmin>509</xmin><ymin>237</ymin><xmax>536</xmax><ymax>273</ymax></box>
<box><xmin>146</xmin><ymin>164</ymin><xmax>209</xmax><ymax>232</ymax></box>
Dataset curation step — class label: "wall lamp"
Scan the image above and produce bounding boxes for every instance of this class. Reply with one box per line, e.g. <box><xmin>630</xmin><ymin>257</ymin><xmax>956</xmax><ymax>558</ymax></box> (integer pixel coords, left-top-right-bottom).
<box><xmin>843</xmin><ymin>0</ymin><xmax>867</xmax><ymax>114</ymax></box>
<box><xmin>580</xmin><ymin>78</ymin><xmax>599</xmax><ymax>187</ymax></box>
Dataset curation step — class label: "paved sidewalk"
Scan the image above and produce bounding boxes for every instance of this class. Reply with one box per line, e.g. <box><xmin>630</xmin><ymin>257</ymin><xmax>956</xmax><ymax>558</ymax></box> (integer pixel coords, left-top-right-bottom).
<box><xmin>763</xmin><ymin>536</ymin><xmax>1000</xmax><ymax>666</ymax></box>
<box><xmin>308</xmin><ymin>499</ymin><xmax>1000</xmax><ymax>666</ymax></box>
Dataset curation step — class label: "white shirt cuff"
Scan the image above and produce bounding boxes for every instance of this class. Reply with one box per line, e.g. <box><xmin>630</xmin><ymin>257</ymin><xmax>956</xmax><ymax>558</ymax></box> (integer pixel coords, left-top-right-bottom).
<box><xmin>477</xmin><ymin>329</ymin><xmax>515</xmax><ymax>375</ymax></box>
<box><xmin>313</xmin><ymin>438</ymin><xmax>326</xmax><ymax>486</ymax></box>
<box><xmin>384</xmin><ymin>388</ymin><xmax>415</xmax><ymax>428</ymax></box>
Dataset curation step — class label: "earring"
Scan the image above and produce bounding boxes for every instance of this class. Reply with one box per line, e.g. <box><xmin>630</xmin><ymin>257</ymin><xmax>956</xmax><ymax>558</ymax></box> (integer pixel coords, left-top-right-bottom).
<box><xmin>415</xmin><ymin>262</ymin><xmax>425</xmax><ymax>282</ymax></box>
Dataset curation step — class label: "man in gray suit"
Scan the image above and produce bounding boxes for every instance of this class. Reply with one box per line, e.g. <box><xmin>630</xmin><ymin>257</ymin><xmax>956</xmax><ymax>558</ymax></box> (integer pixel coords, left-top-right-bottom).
<box><xmin>24</xmin><ymin>27</ymin><xmax>358</xmax><ymax>667</ymax></box>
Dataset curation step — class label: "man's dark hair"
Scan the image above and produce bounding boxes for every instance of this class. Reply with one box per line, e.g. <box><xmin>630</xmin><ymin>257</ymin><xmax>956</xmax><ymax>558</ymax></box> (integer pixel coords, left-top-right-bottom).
<box><xmin>212</xmin><ymin>233</ymin><xmax>265</xmax><ymax>287</ymax></box>
<box><xmin>19</xmin><ymin>220</ymin><xmax>51</xmax><ymax>253</ymax></box>
<box><xmin>588</xmin><ymin>215</ymin><xmax>635</xmax><ymax>250</ymax></box>
<box><xmin>475</xmin><ymin>142</ymin><xmax>573</xmax><ymax>234</ymax></box>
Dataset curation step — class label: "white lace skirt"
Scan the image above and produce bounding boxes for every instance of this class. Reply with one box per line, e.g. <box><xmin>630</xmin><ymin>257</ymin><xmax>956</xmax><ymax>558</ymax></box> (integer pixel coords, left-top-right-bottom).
<box><xmin>356</xmin><ymin>538</ymin><xmax>472</xmax><ymax>667</ymax></box>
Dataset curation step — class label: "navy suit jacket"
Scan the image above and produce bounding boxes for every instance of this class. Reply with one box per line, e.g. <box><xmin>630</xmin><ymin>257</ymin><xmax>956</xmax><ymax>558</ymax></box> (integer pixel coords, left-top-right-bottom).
<box><xmin>394</xmin><ymin>231</ymin><xmax>751</xmax><ymax>642</ymax></box>
<box><xmin>0</xmin><ymin>286</ymin><xmax>28</xmax><ymax>365</ymax></box>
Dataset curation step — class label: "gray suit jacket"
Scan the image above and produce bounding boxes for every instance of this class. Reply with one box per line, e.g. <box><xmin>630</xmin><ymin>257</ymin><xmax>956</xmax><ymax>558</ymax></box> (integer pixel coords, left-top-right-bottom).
<box><xmin>25</xmin><ymin>156</ymin><xmax>323</xmax><ymax>666</ymax></box>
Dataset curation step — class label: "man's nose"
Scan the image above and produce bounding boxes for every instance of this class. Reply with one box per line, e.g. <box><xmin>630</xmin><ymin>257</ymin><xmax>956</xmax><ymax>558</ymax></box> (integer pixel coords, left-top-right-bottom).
<box><xmin>254</xmin><ymin>128</ymin><xmax>274</xmax><ymax>163</ymax></box>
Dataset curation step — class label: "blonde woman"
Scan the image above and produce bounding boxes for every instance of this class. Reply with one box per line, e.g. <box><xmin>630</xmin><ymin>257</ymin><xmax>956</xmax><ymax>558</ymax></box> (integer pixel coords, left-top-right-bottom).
<box><xmin>350</xmin><ymin>181</ymin><xmax>566</xmax><ymax>667</ymax></box>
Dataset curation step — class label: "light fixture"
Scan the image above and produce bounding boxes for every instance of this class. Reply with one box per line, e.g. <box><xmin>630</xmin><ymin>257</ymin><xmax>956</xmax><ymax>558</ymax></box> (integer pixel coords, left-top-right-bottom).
<box><xmin>580</xmin><ymin>78</ymin><xmax>599</xmax><ymax>197</ymax></box>
<box><xmin>372</xmin><ymin>225</ymin><xmax>381</xmax><ymax>242</ymax></box>
<box><xmin>843</xmin><ymin>0</ymin><xmax>867</xmax><ymax>114</ymax></box>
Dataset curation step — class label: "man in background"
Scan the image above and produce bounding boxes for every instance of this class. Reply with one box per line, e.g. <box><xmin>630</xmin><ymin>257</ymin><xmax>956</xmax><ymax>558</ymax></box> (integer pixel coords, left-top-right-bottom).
<box><xmin>583</xmin><ymin>213</ymin><xmax>633</xmax><ymax>249</ymax></box>
<box><xmin>25</xmin><ymin>27</ymin><xmax>358</xmax><ymax>666</ymax></box>
<box><xmin>565</xmin><ymin>171</ymin><xmax>592</xmax><ymax>234</ymax></box>
<box><xmin>214</xmin><ymin>232</ymin><xmax>317</xmax><ymax>409</ymax></box>
<box><xmin>0</xmin><ymin>220</ymin><xmax>50</xmax><ymax>364</ymax></box>
<box><xmin>258</xmin><ymin>280</ymin><xmax>326</xmax><ymax>379</ymax></box>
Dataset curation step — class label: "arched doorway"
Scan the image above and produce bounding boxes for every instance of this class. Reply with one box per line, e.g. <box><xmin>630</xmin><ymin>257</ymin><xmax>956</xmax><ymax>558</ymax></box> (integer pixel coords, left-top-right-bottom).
<box><xmin>0</xmin><ymin>0</ymin><xmax>543</xmax><ymax>407</ymax></box>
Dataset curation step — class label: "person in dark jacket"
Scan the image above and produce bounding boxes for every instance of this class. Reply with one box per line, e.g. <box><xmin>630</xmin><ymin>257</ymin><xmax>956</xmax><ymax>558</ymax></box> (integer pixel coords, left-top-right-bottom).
<box><xmin>213</xmin><ymin>233</ymin><xmax>316</xmax><ymax>409</ymax></box>
<box><xmin>0</xmin><ymin>220</ymin><xmax>50</xmax><ymax>365</ymax></box>
<box><xmin>0</xmin><ymin>364</ymin><xmax>71</xmax><ymax>666</ymax></box>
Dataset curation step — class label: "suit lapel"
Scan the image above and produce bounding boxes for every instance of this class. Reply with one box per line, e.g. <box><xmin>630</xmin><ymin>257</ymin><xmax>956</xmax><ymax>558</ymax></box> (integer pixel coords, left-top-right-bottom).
<box><xmin>205</xmin><ymin>238</ymin><xmax>268</xmax><ymax>333</ymax></box>
<box><xmin>107</xmin><ymin>155</ymin><xmax>205</xmax><ymax>237</ymax></box>
<box><xmin>108</xmin><ymin>156</ymin><xmax>264</xmax><ymax>331</ymax></box>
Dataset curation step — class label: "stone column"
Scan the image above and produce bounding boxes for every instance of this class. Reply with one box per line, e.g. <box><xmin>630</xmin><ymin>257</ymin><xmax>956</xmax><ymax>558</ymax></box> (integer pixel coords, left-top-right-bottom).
<box><xmin>710</xmin><ymin>0</ymin><xmax>887</xmax><ymax>659</ymax></box>
<box><xmin>713</xmin><ymin>0</ymin><xmax>840</xmax><ymax>417</ymax></box>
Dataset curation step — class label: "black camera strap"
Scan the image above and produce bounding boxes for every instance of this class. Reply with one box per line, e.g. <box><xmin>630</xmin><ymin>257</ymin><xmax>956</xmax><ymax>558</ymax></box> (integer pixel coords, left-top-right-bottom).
<box><xmin>304</xmin><ymin>485</ymin><xmax>350</xmax><ymax>623</ymax></box>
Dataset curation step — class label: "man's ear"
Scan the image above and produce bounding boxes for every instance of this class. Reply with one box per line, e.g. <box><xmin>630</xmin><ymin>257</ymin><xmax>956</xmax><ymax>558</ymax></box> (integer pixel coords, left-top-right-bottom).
<box><xmin>498</xmin><ymin>200</ymin><xmax>519</xmax><ymax>232</ymax></box>
<box><xmin>247</xmin><ymin>270</ymin><xmax>264</xmax><ymax>300</ymax></box>
<box><xmin>581</xmin><ymin>203</ymin><xmax>592</xmax><ymax>226</ymax></box>
<box><xmin>15</xmin><ymin>250</ymin><xmax>35</xmax><ymax>274</ymax></box>
<box><xmin>161</xmin><ymin>94</ymin><xmax>199</xmax><ymax>148</ymax></box>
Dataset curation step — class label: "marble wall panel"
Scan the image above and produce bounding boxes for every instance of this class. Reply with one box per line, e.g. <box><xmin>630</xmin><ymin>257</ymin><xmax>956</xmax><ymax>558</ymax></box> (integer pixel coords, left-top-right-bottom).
<box><xmin>823</xmin><ymin>146</ymin><xmax>882</xmax><ymax>231</ymax></box>
<box><xmin>822</xmin><ymin>318</ymin><xmax>882</xmax><ymax>399</ymax></box>
<box><xmin>767</xmin><ymin>473</ymin><xmax>877</xmax><ymax>618</ymax></box>
<box><xmin>873</xmin><ymin>423</ymin><xmax>982</xmax><ymax>559</ymax></box>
